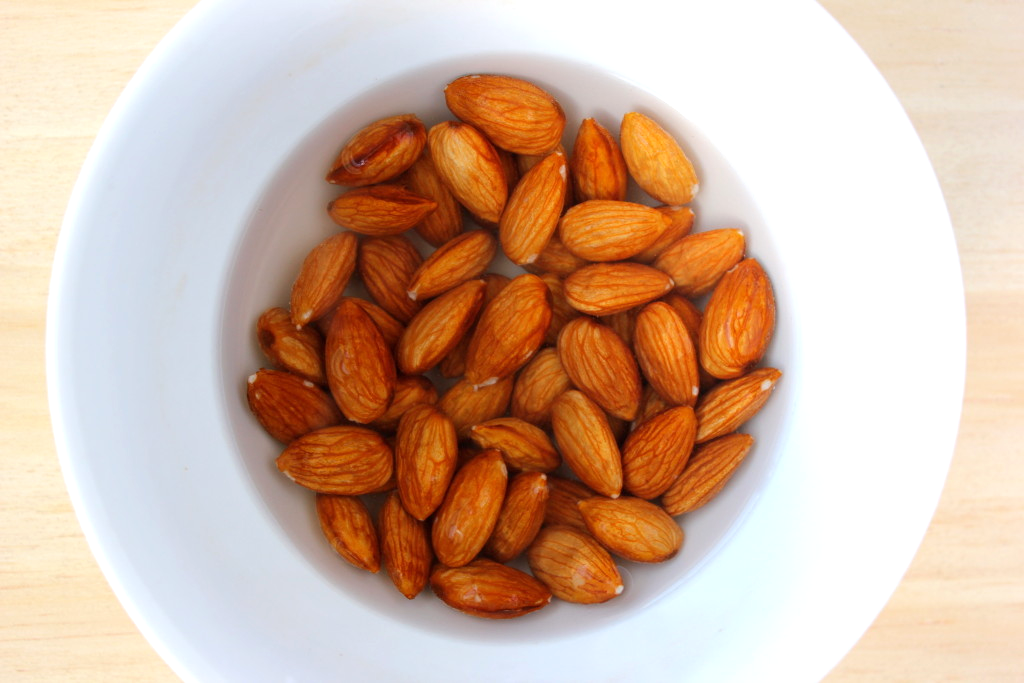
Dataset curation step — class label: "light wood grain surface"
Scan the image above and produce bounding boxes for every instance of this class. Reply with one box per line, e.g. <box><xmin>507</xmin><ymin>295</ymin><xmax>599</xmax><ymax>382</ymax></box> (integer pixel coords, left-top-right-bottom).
<box><xmin>2</xmin><ymin>1</ymin><xmax>1021</xmax><ymax>680</ymax></box>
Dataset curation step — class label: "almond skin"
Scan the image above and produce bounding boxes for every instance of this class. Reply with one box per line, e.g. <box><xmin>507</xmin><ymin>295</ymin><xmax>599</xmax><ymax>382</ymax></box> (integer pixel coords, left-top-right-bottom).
<box><xmin>357</xmin><ymin>235</ymin><xmax>423</xmax><ymax>323</ymax></box>
<box><xmin>464</xmin><ymin>273</ymin><xmax>552</xmax><ymax>387</ymax></box>
<box><xmin>550</xmin><ymin>390</ymin><xmax>623</xmax><ymax>498</ymax></box>
<box><xmin>544</xmin><ymin>476</ymin><xmax>596</xmax><ymax>530</ymax></box>
<box><xmin>654</xmin><ymin>228</ymin><xmax>746</xmax><ymax>297</ymax></box>
<box><xmin>315</xmin><ymin>494</ymin><xmax>380</xmax><ymax>573</ymax></box>
<box><xmin>634</xmin><ymin>301</ymin><xmax>701</xmax><ymax>406</ymax></box>
<box><xmin>396</xmin><ymin>279</ymin><xmax>486</xmax><ymax>375</ymax></box>
<box><xmin>634</xmin><ymin>385</ymin><xmax>672</xmax><ymax>429</ymax></box>
<box><xmin>498</xmin><ymin>150</ymin><xmax>568</xmax><ymax>265</ymax></box>
<box><xmin>378</xmin><ymin>490</ymin><xmax>433</xmax><ymax>599</ymax></box>
<box><xmin>406</xmin><ymin>229</ymin><xmax>497</xmax><ymax>302</ymax></box>
<box><xmin>438</xmin><ymin>272</ymin><xmax>510</xmax><ymax>378</ymax></box>
<box><xmin>339</xmin><ymin>297</ymin><xmax>406</xmax><ymax>349</ymax></box>
<box><xmin>469</xmin><ymin>417</ymin><xmax>561</xmax><ymax>472</ymax></box>
<box><xmin>430</xmin><ymin>558</ymin><xmax>551</xmax><ymax>619</ymax></box>
<box><xmin>394</xmin><ymin>404</ymin><xmax>458</xmax><ymax>521</ymax></box>
<box><xmin>635</xmin><ymin>206</ymin><xmax>695</xmax><ymax>263</ymax></box>
<box><xmin>578</xmin><ymin>496</ymin><xmax>683</xmax><ymax>563</ymax></box>
<box><xmin>570</xmin><ymin>117</ymin><xmax>628</xmax><ymax>202</ymax></box>
<box><xmin>370</xmin><ymin>374</ymin><xmax>438</xmax><ymax>433</ymax></box>
<box><xmin>436</xmin><ymin>375</ymin><xmax>514</xmax><ymax>437</ymax></box>
<box><xmin>523</xmin><ymin>235</ymin><xmax>589</xmax><ymax>277</ymax></box>
<box><xmin>246</xmin><ymin>369</ymin><xmax>342</xmax><ymax>443</ymax></box>
<box><xmin>564</xmin><ymin>262</ymin><xmax>674</xmax><ymax>317</ymax></box>
<box><xmin>559</xmin><ymin>200</ymin><xmax>667</xmax><ymax>262</ymax></box>
<box><xmin>444</xmin><ymin>74</ymin><xmax>566</xmax><ymax>155</ymax></box>
<box><xmin>324</xmin><ymin>298</ymin><xmax>396</xmax><ymax>424</ymax></box>
<box><xmin>620</xmin><ymin>112</ymin><xmax>699</xmax><ymax>205</ymax></box>
<box><xmin>699</xmin><ymin>258</ymin><xmax>776</xmax><ymax>379</ymax></box>
<box><xmin>622</xmin><ymin>405</ymin><xmax>697</xmax><ymax>499</ymax></box>
<box><xmin>326</xmin><ymin>114</ymin><xmax>426</xmax><ymax>186</ymax></box>
<box><xmin>289</xmin><ymin>231</ymin><xmax>358</xmax><ymax>328</ymax></box>
<box><xmin>527</xmin><ymin>525</ymin><xmax>624</xmax><ymax>604</ymax></box>
<box><xmin>659</xmin><ymin>291</ymin><xmax>702</xmax><ymax>347</ymax></box>
<box><xmin>327</xmin><ymin>185</ymin><xmax>437</xmax><ymax>236</ymax></box>
<box><xmin>662</xmin><ymin>433</ymin><xmax>755</xmax><ymax>515</ymax></box>
<box><xmin>510</xmin><ymin>347</ymin><xmax>573</xmax><ymax>427</ymax></box>
<box><xmin>403</xmin><ymin>152</ymin><xmax>463</xmax><ymax>247</ymax></box>
<box><xmin>427</xmin><ymin>121</ymin><xmax>508</xmax><ymax>224</ymax></box>
<box><xmin>538</xmin><ymin>272</ymin><xmax>579</xmax><ymax>346</ymax></box>
<box><xmin>256</xmin><ymin>307</ymin><xmax>326</xmax><ymax>385</ymax></box>
<box><xmin>484</xmin><ymin>471</ymin><xmax>549</xmax><ymax>563</ymax></box>
<box><xmin>695</xmin><ymin>367</ymin><xmax>781</xmax><ymax>443</ymax></box>
<box><xmin>276</xmin><ymin>425</ymin><xmax>393</xmax><ymax>495</ymax></box>
<box><xmin>557</xmin><ymin>316</ymin><xmax>642</xmax><ymax>421</ymax></box>
<box><xmin>431</xmin><ymin>450</ymin><xmax>509</xmax><ymax>567</ymax></box>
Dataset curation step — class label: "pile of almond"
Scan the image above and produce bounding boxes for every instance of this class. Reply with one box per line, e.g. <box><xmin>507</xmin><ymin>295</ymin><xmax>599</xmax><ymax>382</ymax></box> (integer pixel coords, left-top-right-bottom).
<box><xmin>246</xmin><ymin>75</ymin><xmax>780</xmax><ymax>618</ymax></box>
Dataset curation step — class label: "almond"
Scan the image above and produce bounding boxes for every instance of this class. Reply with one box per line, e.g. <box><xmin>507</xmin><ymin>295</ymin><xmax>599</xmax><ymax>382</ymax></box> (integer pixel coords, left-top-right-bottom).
<box><xmin>396</xmin><ymin>279</ymin><xmax>486</xmax><ymax>375</ymax></box>
<box><xmin>427</xmin><ymin>121</ymin><xmax>508</xmax><ymax>224</ymax></box>
<box><xmin>578</xmin><ymin>496</ymin><xmax>683</xmax><ymax>563</ymax></box>
<box><xmin>698</xmin><ymin>258</ymin><xmax>776</xmax><ymax>379</ymax></box>
<box><xmin>469</xmin><ymin>417</ymin><xmax>560</xmax><ymax>472</ymax></box>
<box><xmin>370</xmin><ymin>374</ymin><xmax>438</xmax><ymax>433</ymax></box>
<box><xmin>256</xmin><ymin>307</ymin><xmax>326</xmax><ymax>384</ymax></box>
<box><xmin>431</xmin><ymin>449</ymin><xmax>509</xmax><ymax>567</ymax></box>
<box><xmin>543</xmin><ymin>476</ymin><xmax>596</xmax><ymax>530</ymax></box>
<box><xmin>496</xmin><ymin>146</ymin><xmax>521</xmax><ymax>196</ymax></box>
<box><xmin>289</xmin><ymin>231</ymin><xmax>358</xmax><ymax>327</ymax></box>
<box><xmin>510</xmin><ymin>347</ymin><xmax>573</xmax><ymax>427</ymax></box>
<box><xmin>557</xmin><ymin>317</ymin><xmax>641</xmax><ymax>421</ymax></box>
<box><xmin>438</xmin><ymin>273</ymin><xmax>510</xmax><ymax>377</ymax></box>
<box><xmin>537</xmin><ymin>272</ymin><xmax>579</xmax><ymax>346</ymax></box>
<box><xmin>570</xmin><ymin>117</ymin><xmax>628</xmax><ymax>202</ymax></box>
<box><xmin>326</xmin><ymin>114</ymin><xmax>426</xmax><ymax>186</ymax></box>
<box><xmin>605</xmin><ymin>307</ymin><xmax>638</xmax><ymax>348</ymax></box>
<box><xmin>340</xmin><ymin>297</ymin><xmax>406</xmax><ymax>348</ymax></box>
<box><xmin>653</xmin><ymin>228</ymin><xmax>746</xmax><ymax>297</ymax></box>
<box><xmin>276</xmin><ymin>425</ymin><xmax>393</xmax><ymax>495</ymax></box>
<box><xmin>378</xmin><ymin>490</ymin><xmax>433</xmax><ymax>599</ymax></box>
<box><xmin>659</xmin><ymin>291</ymin><xmax>702</xmax><ymax>347</ymax></box>
<box><xmin>634</xmin><ymin>384</ymin><xmax>672</xmax><ymax>428</ymax></box>
<box><xmin>621</xmin><ymin>405</ymin><xmax>697</xmax><ymax>499</ymax></box>
<box><xmin>550</xmin><ymin>390</ymin><xmax>623</xmax><ymax>498</ymax></box>
<box><xmin>662</xmin><ymin>433</ymin><xmax>755</xmax><ymax>515</ymax></box>
<box><xmin>394</xmin><ymin>404</ymin><xmax>458</xmax><ymax>521</ymax></box>
<box><xmin>430</xmin><ymin>558</ymin><xmax>551</xmax><ymax>619</ymax></box>
<box><xmin>523</xmin><ymin>235</ymin><xmax>589</xmax><ymax>277</ymax></box>
<box><xmin>559</xmin><ymin>200</ymin><xmax>667</xmax><ymax>262</ymax></box>
<box><xmin>634</xmin><ymin>301</ymin><xmax>701</xmax><ymax>406</ymax></box>
<box><xmin>436</xmin><ymin>375</ymin><xmax>514</xmax><ymax>437</ymax></box>
<box><xmin>444</xmin><ymin>74</ymin><xmax>565</xmax><ymax>155</ymax></box>
<box><xmin>406</xmin><ymin>229</ymin><xmax>497</xmax><ymax>302</ymax></box>
<box><xmin>403</xmin><ymin>152</ymin><xmax>464</xmax><ymax>247</ymax></box>
<box><xmin>498</xmin><ymin>150</ymin><xmax>568</xmax><ymax>265</ymax></box>
<box><xmin>357</xmin><ymin>235</ymin><xmax>423</xmax><ymax>323</ymax></box>
<box><xmin>325</xmin><ymin>298</ymin><xmax>396</xmax><ymax>423</ymax></box>
<box><xmin>620</xmin><ymin>112</ymin><xmax>699</xmax><ymax>205</ymax></box>
<box><xmin>464</xmin><ymin>273</ymin><xmax>552</xmax><ymax>387</ymax></box>
<box><xmin>327</xmin><ymin>185</ymin><xmax>437</xmax><ymax>236</ymax></box>
<box><xmin>484</xmin><ymin>471</ymin><xmax>549</xmax><ymax>563</ymax></box>
<box><xmin>315</xmin><ymin>494</ymin><xmax>380</xmax><ymax>573</ymax></box>
<box><xmin>564</xmin><ymin>262</ymin><xmax>674</xmax><ymax>317</ymax></box>
<box><xmin>246</xmin><ymin>369</ymin><xmax>343</xmax><ymax>443</ymax></box>
<box><xmin>527</xmin><ymin>525</ymin><xmax>624</xmax><ymax>604</ymax></box>
<box><xmin>695</xmin><ymin>367</ymin><xmax>781</xmax><ymax>443</ymax></box>
<box><xmin>634</xmin><ymin>206</ymin><xmax>696</xmax><ymax>263</ymax></box>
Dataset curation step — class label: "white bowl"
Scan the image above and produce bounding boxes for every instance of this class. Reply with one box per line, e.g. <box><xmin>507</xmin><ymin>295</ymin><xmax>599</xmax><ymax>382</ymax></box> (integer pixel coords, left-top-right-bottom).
<box><xmin>47</xmin><ymin>0</ymin><xmax>965</xmax><ymax>680</ymax></box>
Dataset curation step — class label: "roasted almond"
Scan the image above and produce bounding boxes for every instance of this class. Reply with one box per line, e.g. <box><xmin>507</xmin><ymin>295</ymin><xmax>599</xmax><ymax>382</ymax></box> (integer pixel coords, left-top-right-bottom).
<box><xmin>315</xmin><ymin>494</ymin><xmax>380</xmax><ymax>572</ymax></box>
<box><xmin>570</xmin><ymin>117</ymin><xmax>628</xmax><ymax>202</ymax></box>
<box><xmin>634</xmin><ymin>301</ymin><xmax>701</xmax><ymax>406</ymax></box>
<box><xmin>634</xmin><ymin>206</ymin><xmax>696</xmax><ymax>263</ymax></box>
<box><xmin>431</xmin><ymin>449</ymin><xmax>509</xmax><ymax>567</ymax></box>
<box><xmin>527</xmin><ymin>525</ymin><xmax>624</xmax><ymax>604</ymax></box>
<box><xmin>327</xmin><ymin>185</ymin><xmax>437</xmax><ymax>236</ymax></box>
<box><xmin>564</xmin><ymin>262</ymin><xmax>674</xmax><ymax>317</ymax></box>
<box><xmin>427</xmin><ymin>121</ymin><xmax>508</xmax><ymax>224</ymax></box>
<box><xmin>559</xmin><ymin>200</ymin><xmax>667</xmax><ymax>262</ymax></box>
<box><xmin>510</xmin><ymin>347</ymin><xmax>573</xmax><ymax>427</ymax></box>
<box><xmin>654</xmin><ymin>228</ymin><xmax>745</xmax><ymax>297</ymax></box>
<box><xmin>430</xmin><ymin>558</ymin><xmax>551</xmax><ymax>619</ymax></box>
<box><xmin>325</xmin><ymin>298</ymin><xmax>396</xmax><ymax>423</ymax></box>
<box><xmin>437</xmin><ymin>375</ymin><xmax>515</xmax><ymax>437</ymax></box>
<box><xmin>357</xmin><ymin>235</ymin><xmax>423</xmax><ymax>323</ymax></box>
<box><xmin>621</xmin><ymin>405</ymin><xmax>697</xmax><ymax>499</ymax></box>
<box><xmin>394</xmin><ymin>404</ymin><xmax>458</xmax><ymax>520</ymax></box>
<box><xmin>543</xmin><ymin>476</ymin><xmax>596</xmax><ymax>530</ymax></box>
<box><xmin>484</xmin><ymin>471</ymin><xmax>549</xmax><ymax>563</ymax></box>
<box><xmin>662</xmin><ymin>433</ymin><xmax>755</xmax><ymax>515</ymax></box>
<box><xmin>246</xmin><ymin>369</ymin><xmax>342</xmax><ymax>443</ymax></box>
<box><xmin>469</xmin><ymin>417</ymin><xmax>560</xmax><ymax>472</ymax></box>
<box><xmin>578</xmin><ymin>496</ymin><xmax>683</xmax><ymax>563</ymax></box>
<box><xmin>695</xmin><ymin>367</ymin><xmax>781</xmax><ymax>443</ymax></box>
<box><xmin>699</xmin><ymin>258</ymin><xmax>776</xmax><ymax>379</ymax></box>
<box><xmin>406</xmin><ymin>229</ymin><xmax>497</xmax><ymax>302</ymax></box>
<box><xmin>620</xmin><ymin>112</ymin><xmax>699</xmax><ymax>205</ymax></box>
<box><xmin>550</xmin><ymin>390</ymin><xmax>623</xmax><ymax>498</ymax></box>
<box><xmin>403</xmin><ymin>152</ymin><xmax>463</xmax><ymax>247</ymax></box>
<box><xmin>370</xmin><ymin>374</ymin><xmax>438</xmax><ymax>433</ymax></box>
<box><xmin>256</xmin><ymin>307</ymin><xmax>326</xmax><ymax>385</ymax></box>
<box><xmin>276</xmin><ymin>425</ymin><xmax>393</xmax><ymax>495</ymax></box>
<box><xmin>326</xmin><ymin>114</ymin><xmax>426</xmax><ymax>186</ymax></box>
<box><xmin>498</xmin><ymin>150</ymin><xmax>568</xmax><ymax>265</ymax></box>
<box><xmin>378</xmin><ymin>490</ymin><xmax>433</xmax><ymax>599</ymax></box>
<box><xmin>523</xmin><ymin>235</ymin><xmax>589</xmax><ymax>277</ymax></box>
<box><xmin>289</xmin><ymin>231</ymin><xmax>358</xmax><ymax>328</ymax></box>
<box><xmin>396</xmin><ymin>279</ymin><xmax>486</xmax><ymax>375</ymax></box>
<box><xmin>538</xmin><ymin>272</ymin><xmax>579</xmax><ymax>346</ymax></box>
<box><xmin>557</xmin><ymin>316</ymin><xmax>641</xmax><ymax>421</ymax></box>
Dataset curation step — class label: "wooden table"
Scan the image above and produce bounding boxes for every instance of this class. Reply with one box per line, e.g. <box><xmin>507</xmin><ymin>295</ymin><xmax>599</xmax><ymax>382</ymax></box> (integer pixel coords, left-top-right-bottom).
<box><xmin>2</xmin><ymin>1</ymin><xmax>1020</xmax><ymax>679</ymax></box>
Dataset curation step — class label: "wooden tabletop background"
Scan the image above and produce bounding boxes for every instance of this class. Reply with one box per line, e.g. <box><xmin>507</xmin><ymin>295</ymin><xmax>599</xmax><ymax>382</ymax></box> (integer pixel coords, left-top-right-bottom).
<box><xmin>2</xmin><ymin>1</ymin><xmax>1021</xmax><ymax>680</ymax></box>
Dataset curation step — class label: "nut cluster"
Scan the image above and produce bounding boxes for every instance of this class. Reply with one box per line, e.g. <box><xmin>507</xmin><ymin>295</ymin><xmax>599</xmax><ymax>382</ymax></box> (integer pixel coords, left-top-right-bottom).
<box><xmin>246</xmin><ymin>74</ymin><xmax>780</xmax><ymax>618</ymax></box>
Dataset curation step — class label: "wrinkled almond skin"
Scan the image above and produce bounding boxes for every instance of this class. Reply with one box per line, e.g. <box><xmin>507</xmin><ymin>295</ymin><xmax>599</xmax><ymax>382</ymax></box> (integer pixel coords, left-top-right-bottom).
<box><xmin>431</xmin><ymin>450</ymin><xmax>509</xmax><ymax>567</ymax></box>
<box><xmin>326</xmin><ymin>114</ymin><xmax>426</xmax><ymax>186</ymax></box>
<box><xmin>427</xmin><ymin>121</ymin><xmax>508</xmax><ymax>224</ymax></box>
<box><xmin>527</xmin><ymin>525</ymin><xmax>623</xmax><ymax>604</ymax></box>
<box><xmin>395</xmin><ymin>404</ymin><xmax>458</xmax><ymax>521</ymax></box>
<box><xmin>445</xmin><ymin>74</ymin><xmax>566</xmax><ymax>155</ymax></box>
<box><xmin>406</xmin><ymin>229</ymin><xmax>497</xmax><ymax>302</ymax></box>
<box><xmin>662</xmin><ymin>433</ymin><xmax>755</xmax><ymax>516</ymax></box>
<box><xmin>634</xmin><ymin>385</ymin><xmax>672</xmax><ymax>428</ymax></box>
<box><xmin>327</xmin><ymin>185</ymin><xmax>437</xmax><ymax>236</ymax></box>
<box><xmin>325</xmin><ymin>299</ymin><xmax>396</xmax><ymax>424</ymax></box>
<box><xmin>557</xmin><ymin>317</ymin><xmax>642</xmax><ymax>421</ymax></box>
<box><xmin>620</xmin><ymin>112</ymin><xmax>699</xmax><ymax>205</ymax></box>
<box><xmin>699</xmin><ymin>258</ymin><xmax>776</xmax><ymax>379</ymax></box>
<box><xmin>378</xmin><ymin>491</ymin><xmax>433</xmax><ymax>599</ymax></box>
<box><xmin>276</xmin><ymin>425</ymin><xmax>393</xmax><ymax>495</ymax></box>
<box><xmin>315</xmin><ymin>494</ymin><xmax>380</xmax><ymax>573</ymax></box>
<box><xmin>695</xmin><ymin>367</ymin><xmax>781</xmax><ymax>443</ymax></box>
<box><xmin>497</xmin><ymin>147</ymin><xmax>521</xmax><ymax>195</ymax></box>
<box><xmin>654</xmin><ymin>228</ymin><xmax>746</xmax><ymax>297</ymax></box>
<box><xmin>564</xmin><ymin>262</ymin><xmax>674</xmax><ymax>317</ymax></box>
<box><xmin>465</xmin><ymin>273</ymin><xmax>552</xmax><ymax>387</ymax></box>
<box><xmin>499</xmin><ymin>150</ymin><xmax>568</xmax><ymax>265</ymax></box>
<box><xmin>430</xmin><ymin>558</ymin><xmax>551</xmax><ymax>619</ymax></box>
<box><xmin>339</xmin><ymin>297</ymin><xmax>406</xmax><ymax>349</ymax></box>
<box><xmin>510</xmin><ymin>347</ymin><xmax>573</xmax><ymax>427</ymax></box>
<box><xmin>246</xmin><ymin>369</ymin><xmax>343</xmax><ymax>443</ymax></box>
<box><xmin>256</xmin><ymin>307</ymin><xmax>326</xmax><ymax>385</ymax></box>
<box><xmin>559</xmin><ymin>200</ymin><xmax>667</xmax><ymax>262</ymax></box>
<box><xmin>289</xmin><ymin>231</ymin><xmax>358</xmax><ymax>328</ymax></box>
<box><xmin>523</xmin><ymin>235</ymin><xmax>589</xmax><ymax>277</ymax></box>
<box><xmin>370</xmin><ymin>374</ymin><xmax>438</xmax><ymax>433</ymax></box>
<box><xmin>570</xmin><ymin>117</ymin><xmax>628</xmax><ymax>202</ymax></box>
<box><xmin>578</xmin><ymin>496</ymin><xmax>683</xmax><ymax>563</ymax></box>
<box><xmin>550</xmin><ymin>390</ymin><xmax>623</xmax><ymax>498</ymax></box>
<box><xmin>437</xmin><ymin>376</ymin><xmax>515</xmax><ymax>437</ymax></box>
<box><xmin>544</xmin><ymin>476</ymin><xmax>596</xmax><ymax>530</ymax></box>
<box><xmin>438</xmin><ymin>273</ymin><xmax>510</xmax><ymax>378</ymax></box>
<box><xmin>605</xmin><ymin>307</ymin><xmax>638</xmax><ymax>348</ymax></box>
<box><xmin>634</xmin><ymin>301</ymin><xmax>701</xmax><ymax>406</ymax></box>
<box><xmin>484</xmin><ymin>471</ymin><xmax>549</xmax><ymax>563</ymax></box>
<box><xmin>357</xmin><ymin>235</ymin><xmax>423</xmax><ymax>323</ymax></box>
<box><xmin>538</xmin><ymin>272</ymin><xmax>579</xmax><ymax>346</ymax></box>
<box><xmin>396</xmin><ymin>279</ymin><xmax>486</xmax><ymax>375</ymax></box>
<box><xmin>635</xmin><ymin>206</ymin><xmax>695</xmax><ymax>263</ymax></box>
<box><xmin>622</xmin><ymin>405</ymin><xmax>697</xmax><ymax>499</ymax></box>
<box><xmin>469</xmin><ymin>417</ymin><xmax>560</xmax><ymax>472</ymax></box>
<box><xmin>659</xmin><ymin>291</ymin><xmax>702</xmax><ymax>347</ymax></box>
<box><xmin>403</xmin><ymin>152</ymin><xmax>463</xmax><ymax>247</ymax></box>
